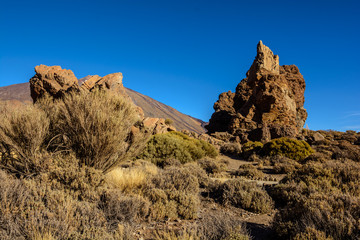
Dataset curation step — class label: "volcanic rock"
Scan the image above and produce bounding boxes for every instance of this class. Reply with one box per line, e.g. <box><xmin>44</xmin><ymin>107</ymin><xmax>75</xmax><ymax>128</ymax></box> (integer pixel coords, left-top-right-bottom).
<box><xmin>30</xmin><ymin>65</ymin><xmax>79</xmax><ymax>102</ymax></box>
<box><xmin>206</xmin><ymin>41</ymin><xmax>307</xmax><ymax>142</ymax></box>
<box><xmin>81</xmin><ymin>73</ymin><xmax>128</xmax><ymax>97</ymax></box>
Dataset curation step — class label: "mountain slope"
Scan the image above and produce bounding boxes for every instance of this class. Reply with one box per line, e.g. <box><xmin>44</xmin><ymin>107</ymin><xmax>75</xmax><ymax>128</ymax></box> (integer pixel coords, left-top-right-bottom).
<box><xmin>0</xmin><ymin>82</ymin><xmax>206</xmax><ymax>133</ymax></box>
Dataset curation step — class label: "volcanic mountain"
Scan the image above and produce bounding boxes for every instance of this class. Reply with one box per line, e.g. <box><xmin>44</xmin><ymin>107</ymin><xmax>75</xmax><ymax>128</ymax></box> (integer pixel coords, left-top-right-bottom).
<box><xmin>0</xmin><ymin>79</ymin><xmax>206</xmax><ymax>134</ymax></box>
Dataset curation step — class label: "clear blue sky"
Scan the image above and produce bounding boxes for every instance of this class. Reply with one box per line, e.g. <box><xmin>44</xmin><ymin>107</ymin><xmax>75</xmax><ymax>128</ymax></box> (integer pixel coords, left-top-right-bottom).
<box><xmin>0</xmin><ymin>0</ymin><xmax>359</xmax><ymax>131</ymax></box>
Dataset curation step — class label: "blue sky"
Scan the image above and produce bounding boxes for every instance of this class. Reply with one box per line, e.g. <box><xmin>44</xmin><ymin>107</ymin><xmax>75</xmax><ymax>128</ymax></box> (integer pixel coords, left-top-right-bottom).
<box><xmin>0</xmin><ymin>0</ymin><xmax>359</xmax><ymax>131</ymax></box>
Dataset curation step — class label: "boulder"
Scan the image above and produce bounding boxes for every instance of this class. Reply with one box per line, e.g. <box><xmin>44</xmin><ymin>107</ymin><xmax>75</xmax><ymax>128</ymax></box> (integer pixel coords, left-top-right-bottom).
<box><xmin>29</xmin><ymin>65</ymin><xmax>79</xmax><ymax>102</ymax></box>
<box><xmin>206</xmin><ymin>41</ymin><xmax>308</xmax><ymax>142</ymax></box>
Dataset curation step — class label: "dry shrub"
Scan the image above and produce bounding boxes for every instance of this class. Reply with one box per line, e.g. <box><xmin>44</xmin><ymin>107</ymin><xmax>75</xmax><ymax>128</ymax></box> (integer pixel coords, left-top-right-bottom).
<box><xmin>154</xmin><ymin>228</ymin><xmax>199</xmax><ymax>240</ymax></box>
<box><xmin>198</xmin><ymin>157</ymin><xmax>227</xmax><ymax>175</ymax></box>
<box><xmin>235</xmin><ymin>164</ymin><xmax>266</xmax><ymax>180</ymax></box>
<box><xmin>197</xmin><ymin>211</ymin><xmax>249</xmax><ymax>240</ymax></box>
<box><xmin>105</xmin><ymin>162</ymin><xmax>158</xmax><ymax>193</ymax></box>
<box><xmin>0</xmin><ymin>169</ymin><xmax>127</xmax><ymax>240</ymax></box>
<box><xmin>141</xmin><ymin>131</ymin><xmax>218</xmax><ymax>165</ymax></box>
<box><xmin>40</xmin><ymin>90</ymin><xmax>147</xmax><ymax>173</ymax></box>
<box><xmin>46</xmin><ymin>153</ymin><xmax>104</xmax><ymax>202</ymax></box>
<box><xmin>183</xmin><ymin>162</ymin><xmax>210</xmax><ymax>188</ymax></box>
<box><xmin>271</xmin><ymin>160</ymin><xmax>360</xmax><ymax>239</ymax></box>
<box><xmin>220</xmin><ymin>142</ymin><xmax>242</xmax><ymax>156</ymax></box>
<box><xmin>99</xmin><ymin>189</ymin><xmax>150</xmax><ymax>228</ymax></box>
<box><xmin>143</xmin><ymin>166</ymin><xmax>200</xmax><ymax>220</ymax></box>
<box><xmin>0</xmin><ymin>104</ymin><xmax>50</xmax><ymax>176</ymax></box>
<box><xmin>209</xmin><ymin>179</ymin><xmax>274</xmax><ymax>214</ymax></box>
<box><xmin>293</xmin><ymin>228</ymin><xmax>333</xmax><ymax>240</ymax></box>
<box><xmin>270</xmin><ymin>155</ymin><xmax>302</xmax><ymax>174</ymax></box>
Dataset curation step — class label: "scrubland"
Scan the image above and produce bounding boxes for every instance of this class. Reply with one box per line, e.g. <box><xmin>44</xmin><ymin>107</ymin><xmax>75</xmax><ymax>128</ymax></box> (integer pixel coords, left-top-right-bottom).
<box><xmin>0</xmin><ymin>92</ymin><xmax>359</xmax><ymax>239</ymax></box>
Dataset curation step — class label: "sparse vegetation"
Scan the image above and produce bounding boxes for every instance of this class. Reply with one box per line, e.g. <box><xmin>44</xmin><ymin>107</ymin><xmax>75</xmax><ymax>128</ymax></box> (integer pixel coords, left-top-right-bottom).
<box><xmin>271</xmin><ymin>159</ymin><xmax>360</xmax><ymax>239</ymax></box>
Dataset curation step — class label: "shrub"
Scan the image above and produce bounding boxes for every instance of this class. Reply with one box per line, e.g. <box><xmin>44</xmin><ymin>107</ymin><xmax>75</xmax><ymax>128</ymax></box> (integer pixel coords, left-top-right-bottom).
<box><xmin>0</xmin><ymin>169</ymin><xmax>126</xmax><ymax>240</ymax></box>
<box><xmin>197</xmin><ymin>211</ymin><xmax>249</xmax><ymax>240</ymax></box>
<box><xmin>271</xmin><ymin>160</ymin><xmax>360</xmax><ymax>239</ymax></box>
<box><xmin>141</xmin><ymin>131</ymin><xmax>218</xmax><ymax>165</ymax></box>
<box><xmin>143</xmin><ymin>166</ymin><xmax>200</xmax><ymax>220</ymax></box>
<box><xmin>242</xmin><ymin>141</ymin><xmax>263</xmax><ymax>159</ymax></box>
<box><xmin>209</xmin><ymin>179</ymin><xmax>274</xmax><ymax>213</ymax></box>
<box><xmin>99</xmin><ymin>189</ymin><xmax>150</xmax><ymax>228</ymax></box>
<box><xmin>271</xmin><ymin>155</ymin><xmax>302</xmax><ymax>174</ymax></box>
<box><xmin>0</xmin><ymin>104</ymin><xmax>50</xmax><ymax>176</ymax></box>
<box><xmin>220</xmin><ymin>142</ymin><xmax>242</xmax><ymax>156</ymax></box>
<box><xmin>235</xmin><ymin>164</ymin><xmax>266</xmax><ymax>180</ymax></box>
<box><xmin>198</xmin><ymin>157</ymin><xmax>227</xmax><ymax>175</ymax></box>
<box><xmin>261</xmin><ymin>137</ymin><xmax>314</xmax><ymax>161</ymax></box>
<box><xmin>164</xmin><ymin>118</ymin><xmax>174</xmax><ymax>126</ymax></box>
<box><xmin>40</xmin><ymin>90</ymin><xmax>147</xmax><ymax>173</ymax></box>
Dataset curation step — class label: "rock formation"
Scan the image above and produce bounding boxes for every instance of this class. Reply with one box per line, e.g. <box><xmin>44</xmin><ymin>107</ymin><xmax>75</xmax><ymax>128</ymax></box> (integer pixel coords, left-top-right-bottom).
<box><xmin>206</xmin><ymin>41</ymin><xmax>307</xmax><ymax>142</ymax></box>
<box><xmin>29</xmin><ymin>64</ymin><xmax>175</xmax><ymax>134</ymax></box>
<box><xmin>30</xmin><ymin>65</ymin><xmax>80</xmax><ymax>102</ymax></box>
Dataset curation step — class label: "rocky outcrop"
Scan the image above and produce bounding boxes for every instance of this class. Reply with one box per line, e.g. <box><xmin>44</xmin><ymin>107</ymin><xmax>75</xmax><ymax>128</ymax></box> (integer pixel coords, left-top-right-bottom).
<box><xmin>81</xmin><ymin>73</ymin><xmax>127</xmax><ymax>97</ymax></box>
<box><xmin>30</xmin><ymin>65</ymin><xmax>80</xmax><ymax>102</ymax></box>
<box><xmin>28</xmin><ymin>65</ymin><xmax>177</xmax><ymax>134</ymax></box>
<box><xmin>206</xmin><ymin>41</ymin><xmax>307</xmax><ymax>142</ymax></box>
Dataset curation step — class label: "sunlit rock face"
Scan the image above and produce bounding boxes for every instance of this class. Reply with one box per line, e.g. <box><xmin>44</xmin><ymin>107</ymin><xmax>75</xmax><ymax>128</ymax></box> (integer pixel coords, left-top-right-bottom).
<box><xmin>206</xmin><ymin>41</ymin><xmax>307</xmax><ymax>142</ymax></box>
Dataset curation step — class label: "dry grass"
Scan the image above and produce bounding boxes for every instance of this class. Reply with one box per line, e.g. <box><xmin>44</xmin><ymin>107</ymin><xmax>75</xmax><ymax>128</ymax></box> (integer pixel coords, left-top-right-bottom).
<box><xmin>106</xmin><ymin>162</ymin><xmax>158</xmax><ymax>192</ymax></box>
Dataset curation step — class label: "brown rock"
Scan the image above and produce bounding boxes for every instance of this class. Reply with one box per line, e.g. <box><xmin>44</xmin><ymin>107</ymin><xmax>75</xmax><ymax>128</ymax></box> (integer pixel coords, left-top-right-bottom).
<box><xmin>29</xmin><ymin>65</ymin><xmax>79</xmax><ymax>102</ymax></box>
<box><xmin>81</xmin><ymin>73</ymin><xmax>127</xmax><ymax>97</ymax></box>
<box><xmin>142</xmin><ymin>117</ymin><xmax>176</xmax><ymax>134</ymax></box>
<box><xmin>206</xmin><ymin>41</ymin><xmax>308</xmax><ymax>142</ymax></box>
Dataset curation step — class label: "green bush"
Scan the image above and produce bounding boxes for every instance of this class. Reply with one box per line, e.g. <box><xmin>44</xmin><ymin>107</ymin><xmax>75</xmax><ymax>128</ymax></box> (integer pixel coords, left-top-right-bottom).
<box><xmin>261</xmin><ymin>137</ymin><xmax>314</xmax><ymax>161</ymax></box>
<box><xmin>209</xmin><ymin>179</ymin><xmax>274</xmax><ymax>214</ymax></box>
<box><xmin>141</xmin><ymin>131</ymin><xmax>218</xmax><ymax>165</ymax></box>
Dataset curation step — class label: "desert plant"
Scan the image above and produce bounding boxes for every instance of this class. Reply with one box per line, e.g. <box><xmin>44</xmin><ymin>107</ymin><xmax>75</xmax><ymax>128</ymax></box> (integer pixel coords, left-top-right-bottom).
<box><xmin>0</xmin><ymin>104</ymin><xmax>50</xmax><ymax>176</ymax></box>
<box><xmin>261</xmin><ymin>137</ymin><xmax>314</xmax><ymax>161</ymax></box>
<box><xmin>143</xmin><ymin>166</ymin><xmax>200</xmax><ymax>220</ymax></box>
<box><xmin>271</xmin><ymin>160</ymin><xmax>360</xmax><ymax>239</ymax></box>
<box><xmin>141</xmin><ymin>131</ymin><xmax>218</xmax><ymax>165</ymax></box>
<box><xmin>209</xmin><ymin>179</ymin><xmax>274</xmax><ymax>214</ymax></box>
<box><xmin>41</xmin><ymin>90</ymin><xmax>148</xmax><ymax>173</ymax></box>
<box><xmin>198</xmin><ymin>157</ymin><xmax>227</xmax><ymax>175</ymax></box>
<box><xmin>220</xmin><ymin>142</ymin><xmax>242</xmax><ymax>156</ymax></box>
<box><xmin>235</xmin><ymin>164</ymin><xmax>266</xmax><ymax>180</ymax></box>
<box><xmin>197</xmin><ymin>211</ymin><xmax>249</xmax><ymax>240</ymax></box>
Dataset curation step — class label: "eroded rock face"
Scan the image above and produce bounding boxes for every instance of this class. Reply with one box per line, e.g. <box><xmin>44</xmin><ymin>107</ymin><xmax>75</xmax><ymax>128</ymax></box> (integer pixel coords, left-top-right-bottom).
<box><xmin>30</xmin><ymin>65</ymin><xmax>80</xmax><ymax>102</ymax></box>
<box><xmin>206</xmin><ymin>41</ymin><xmax>307</xmax><ymax>142</ymax></box>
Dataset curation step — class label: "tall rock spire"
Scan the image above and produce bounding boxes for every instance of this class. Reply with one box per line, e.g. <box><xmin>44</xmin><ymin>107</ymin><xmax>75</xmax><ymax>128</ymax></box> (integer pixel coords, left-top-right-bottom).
<box><xmin>206</xmin><ymin>41</ymin><xmax>307</xmax><ymax>142</ymax></box>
